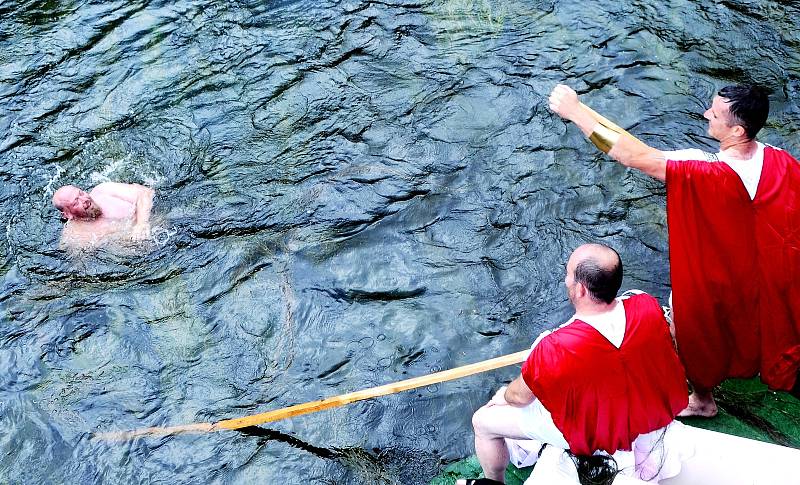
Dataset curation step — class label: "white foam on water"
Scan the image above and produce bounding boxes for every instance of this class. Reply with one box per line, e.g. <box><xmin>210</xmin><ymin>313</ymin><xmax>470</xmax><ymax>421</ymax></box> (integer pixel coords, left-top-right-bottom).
<box><xmin>151</xmin><ymin>226</ymin><xmax>177</xmax><ymax>247</ymax></box>
<box><xmin>6</xmin><ymin>217</ymin><xmax>13</xmax><ymax>252</ymax></box>
<box><xmin>142</xmin><ymin>171</ymin><xmax>166</xmax><ymax>187</ymax></box>
<box><xmin>88</xmin><ymin>154</ymin><xmax>134</xmax><ymax>185</ymax></box>
<box><xmin>43</xmin><ymin>164</ymin><xmax>66</xmax><ymax>199</ymax></box>
<box><xmin>87</xmin><ymin>150</ymin><xmax>166</xmax><ymax>188</ymax></box>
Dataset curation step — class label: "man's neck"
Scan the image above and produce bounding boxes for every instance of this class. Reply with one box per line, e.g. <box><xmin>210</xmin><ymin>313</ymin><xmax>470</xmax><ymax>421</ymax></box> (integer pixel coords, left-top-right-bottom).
<box><xmin>574</xmin><ymin>299</ymin><xmax>618</xmax><ymax>319</ymax></box>
<box><xmin>719</xmin><ymin>137</ymin><xmax>759</xmax><ymax>160</ymax></box>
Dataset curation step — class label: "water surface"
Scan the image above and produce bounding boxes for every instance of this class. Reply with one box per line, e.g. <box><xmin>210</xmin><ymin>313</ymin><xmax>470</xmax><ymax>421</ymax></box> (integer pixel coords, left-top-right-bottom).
<box><xmin>2</xmin><ymin>0</ymin><xmax>800</xmax><ymax>483</ymax></box>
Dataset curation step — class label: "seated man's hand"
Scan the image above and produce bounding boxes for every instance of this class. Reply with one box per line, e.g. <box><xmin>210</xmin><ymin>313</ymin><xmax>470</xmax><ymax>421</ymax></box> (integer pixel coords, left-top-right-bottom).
<box><xmin>131</xmin><ymin>222</ymin><xmax>151</xmax><ymax>241</ymax></box>
<box><xmin>549</xmin><ymin>84</ymin><xmax>581</xmax><ymax>121</ymax></box>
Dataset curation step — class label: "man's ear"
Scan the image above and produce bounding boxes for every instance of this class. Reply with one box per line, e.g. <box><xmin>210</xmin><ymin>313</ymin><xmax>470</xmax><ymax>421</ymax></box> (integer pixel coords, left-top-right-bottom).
<box><xmin>732</xmin><ymin>124</ymin><xmax>747</xmax><ymax>138</ymax></box>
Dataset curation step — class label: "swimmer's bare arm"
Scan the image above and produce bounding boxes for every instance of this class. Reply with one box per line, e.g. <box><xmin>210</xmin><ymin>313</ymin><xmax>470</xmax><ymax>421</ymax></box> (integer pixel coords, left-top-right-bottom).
<box><xmin>93</xmin><ymin>182</ymin><xmax>154</xmax><ymax>223</ymax></box>
<box><xmin>94</xmin><ymin>182</ymin><xmax>154</xmax><ymax>237</ymax></box>
<box><xmin>133</xmin><ymin>186</ymin><xmax>154</xmax><ymax>227</ymax></box>
<box><xmin>503</xmin><ymin>374</ymin><xmax>535</xmax><ymax>407</ymax></box>
<box><xmin>548</xmin><ymin>84</ymin><xmax>667</xmax><ymax>182</ymax></box>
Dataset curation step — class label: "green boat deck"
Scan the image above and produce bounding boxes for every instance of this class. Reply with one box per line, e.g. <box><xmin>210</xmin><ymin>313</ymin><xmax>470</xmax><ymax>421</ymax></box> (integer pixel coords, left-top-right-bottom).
<box><xmin>431</xmin><ymin>378</ymin><xmax>800</xmax><ymax>485</ymax></box>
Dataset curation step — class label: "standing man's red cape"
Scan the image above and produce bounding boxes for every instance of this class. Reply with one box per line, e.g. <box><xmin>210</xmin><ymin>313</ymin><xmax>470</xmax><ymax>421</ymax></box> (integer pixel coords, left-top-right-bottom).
<box><xmin>666</xmin><ymin>146</ymin><xmax>800</xmax><ymax>391</ymax></box>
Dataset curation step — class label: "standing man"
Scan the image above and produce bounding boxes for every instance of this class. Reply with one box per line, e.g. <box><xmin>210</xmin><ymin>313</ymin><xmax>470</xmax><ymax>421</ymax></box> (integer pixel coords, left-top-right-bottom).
<box><xmin>458</xmin><ymin>244</ymin><xmax>687</xmax><ymax>484</ymax></box>
<box><xmin>52</xmin><ymin>182</ymin><xmax>155</xmax><ymax>247</ymax></box>
<box><xmin>548</xmin><ymin>84</ymin><xmax>800</xmax><ymax>416</ymax></box>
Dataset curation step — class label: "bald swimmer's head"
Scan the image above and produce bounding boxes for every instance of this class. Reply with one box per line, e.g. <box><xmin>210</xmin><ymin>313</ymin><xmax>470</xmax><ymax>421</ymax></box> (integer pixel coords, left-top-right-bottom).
<box><xmin>566</xmin><ymin>244</ymin><xmax>623</xmax><ymax>304</ymax></box>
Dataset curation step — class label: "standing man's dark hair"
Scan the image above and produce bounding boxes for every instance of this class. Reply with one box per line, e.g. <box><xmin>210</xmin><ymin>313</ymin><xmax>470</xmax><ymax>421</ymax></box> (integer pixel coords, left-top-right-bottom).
<box><xmin>573</xmin><ymin>246</ymin><xmax>623</xmax><ymax>304</ymax></box>
<box><xmin>718</xmin><ymin>85</ymin><xmax>769</xmax><ymax>140</ymax></box>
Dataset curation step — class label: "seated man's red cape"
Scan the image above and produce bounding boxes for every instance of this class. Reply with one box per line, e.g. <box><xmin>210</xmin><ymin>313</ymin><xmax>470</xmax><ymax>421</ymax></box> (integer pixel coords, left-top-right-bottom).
<box><xmin>666</xmin><ymin>146</ymin><xmax>800</xmax><ymax>391</ymax></box>
<box><xmin>522</xmin><ymin>294</ymin><xmax>687</xmax><ymax>455</ymax></box>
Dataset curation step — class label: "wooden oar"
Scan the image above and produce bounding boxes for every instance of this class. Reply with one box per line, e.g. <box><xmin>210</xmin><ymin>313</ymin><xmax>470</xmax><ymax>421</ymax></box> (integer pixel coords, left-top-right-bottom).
<box><xmin>95</xmin><ymin>349</ymin><xmax>531</xmax><ymax>441</ymax></box>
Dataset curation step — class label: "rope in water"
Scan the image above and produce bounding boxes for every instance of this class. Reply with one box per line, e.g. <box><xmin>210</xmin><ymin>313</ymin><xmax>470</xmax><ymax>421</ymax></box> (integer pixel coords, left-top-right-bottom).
<box><xmin>95</xmin><ymin>349</ymin><xmax>531</xmax><ymax>441</ymax></box>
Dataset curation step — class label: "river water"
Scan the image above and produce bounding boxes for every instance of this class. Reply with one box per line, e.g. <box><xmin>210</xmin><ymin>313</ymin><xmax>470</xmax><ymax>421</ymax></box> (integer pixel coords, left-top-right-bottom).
<box><xmin>2</xmin><ymin>0</ymin><xmax>799</xmax><ymax>483</ymax></box>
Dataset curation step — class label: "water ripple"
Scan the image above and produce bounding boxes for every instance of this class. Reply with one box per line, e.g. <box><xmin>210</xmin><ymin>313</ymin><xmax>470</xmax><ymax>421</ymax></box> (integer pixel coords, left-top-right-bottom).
<box><xmin>2</xmin><ymin>0</ymin><xmax>800</xmax><ymax>483</ymax></box>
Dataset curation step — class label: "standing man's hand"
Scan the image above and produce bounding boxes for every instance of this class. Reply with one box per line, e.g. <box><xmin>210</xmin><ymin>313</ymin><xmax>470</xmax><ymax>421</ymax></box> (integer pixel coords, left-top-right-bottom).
<box><xmin>546</xmin><ymin>82</ymin><xmax>667</xmax><ymax>180</ymax></box>
<box><xmin>549</xmin><ymin>84</ymin><xmax>582</xmax><ymax>121</ymax></box>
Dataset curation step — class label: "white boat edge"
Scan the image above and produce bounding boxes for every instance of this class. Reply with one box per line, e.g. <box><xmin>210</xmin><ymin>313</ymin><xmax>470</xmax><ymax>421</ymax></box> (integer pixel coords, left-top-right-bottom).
<box><xmin>655</xmin><ymin>425</ymin><xmax>800</xmax><ymax>485</ymax></box>
<box><xmin>508</xmin><ymin>423</ymin><xmax>799</xmax><ymax>485</ymax></box>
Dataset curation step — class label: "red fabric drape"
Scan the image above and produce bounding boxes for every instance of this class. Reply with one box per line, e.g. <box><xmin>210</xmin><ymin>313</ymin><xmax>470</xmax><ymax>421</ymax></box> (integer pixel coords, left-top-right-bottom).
<box><xmin>666</xmin><ymin>147</ymin><xmax>800</xmax><ymax>390</ymax></box>
<box><xmin>521</xmin><ymin>294</ymin><xmax>687</xmax><ymax>455</ymax></box>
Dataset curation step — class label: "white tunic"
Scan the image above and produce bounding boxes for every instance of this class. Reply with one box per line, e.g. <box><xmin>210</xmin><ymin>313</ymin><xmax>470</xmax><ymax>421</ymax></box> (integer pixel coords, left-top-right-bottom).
<box><xmin>663</xmin><ymin>143</ymin><xmax>765</xmax><ymax>200</ymax></box>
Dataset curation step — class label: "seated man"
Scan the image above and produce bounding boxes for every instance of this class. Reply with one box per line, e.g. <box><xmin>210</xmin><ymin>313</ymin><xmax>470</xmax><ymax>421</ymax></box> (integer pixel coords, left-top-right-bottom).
<box><xmin>52</xmin><ymin>182</ymin><xmax>155</xmax><ymax>248</ymax></box>
<box><xmin>458</xmin><ymin>244</ymin><xmax>688</xmax><ymax>485</ymax></box>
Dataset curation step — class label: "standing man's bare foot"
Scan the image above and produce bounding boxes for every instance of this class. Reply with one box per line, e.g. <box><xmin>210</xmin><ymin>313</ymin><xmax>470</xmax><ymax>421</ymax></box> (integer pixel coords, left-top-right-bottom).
<box><xmin>678</xmin><ymin>390</ymin><xmax>718</xmax><ymax>417</ymax></box>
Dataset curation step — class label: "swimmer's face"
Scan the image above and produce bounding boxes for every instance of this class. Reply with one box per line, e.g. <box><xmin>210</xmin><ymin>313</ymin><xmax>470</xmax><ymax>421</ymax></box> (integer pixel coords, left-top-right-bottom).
<box><xmin>53</xmin><ymin>185</ymin><xmax>102</xmax><ymax>220</ymax></box>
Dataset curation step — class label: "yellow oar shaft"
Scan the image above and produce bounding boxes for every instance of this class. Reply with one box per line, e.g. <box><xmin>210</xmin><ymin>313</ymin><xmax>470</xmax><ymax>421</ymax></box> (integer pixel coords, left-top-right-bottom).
<box><xmin>95</xmin><ymin>423</ymin><xmax>215</xmax><ymax>440</ymax></box>
<box><xmin>217</xmin><ymin>349</ymin><xmax>530</xmax><ymax>430</ymax></box>
<box><xmin>96</xmin><ymin>349</ymin><xmax>530</xmax><ymax>441</ymax></box>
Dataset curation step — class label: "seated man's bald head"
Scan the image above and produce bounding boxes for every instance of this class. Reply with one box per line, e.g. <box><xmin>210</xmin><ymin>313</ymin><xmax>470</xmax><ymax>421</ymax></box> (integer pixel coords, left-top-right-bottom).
<box><xmin>567</xmin><ymin>244</ymin><xmax>623</xmax><ymax>304</ymax></box>
<box><xmin>572</xmin><ymin>243</ymin><xmax>621</xmax><ymax>269</ymax></box>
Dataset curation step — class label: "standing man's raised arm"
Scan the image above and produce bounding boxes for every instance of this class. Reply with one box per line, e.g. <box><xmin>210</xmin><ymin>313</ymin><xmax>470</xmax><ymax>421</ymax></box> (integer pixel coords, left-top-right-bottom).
<box><xmin>548</xmin><ymin>84</ymin><xmax>667</xmax><ymax>181</ymax></box>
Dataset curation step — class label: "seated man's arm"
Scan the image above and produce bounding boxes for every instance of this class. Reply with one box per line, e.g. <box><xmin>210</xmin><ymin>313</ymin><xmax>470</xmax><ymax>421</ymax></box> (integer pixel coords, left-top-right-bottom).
<box><xmin>503</xmin><ymin>374</ymin><xmax>536</xmax><ymax>407</ymax></box>
<box><xmin>549</xmin><ymin>84</ymin><xmax>667</xmax><ymax>181</ymax></box>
